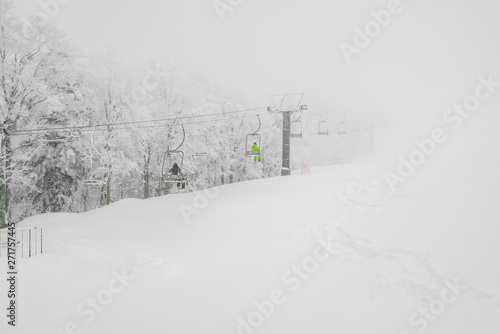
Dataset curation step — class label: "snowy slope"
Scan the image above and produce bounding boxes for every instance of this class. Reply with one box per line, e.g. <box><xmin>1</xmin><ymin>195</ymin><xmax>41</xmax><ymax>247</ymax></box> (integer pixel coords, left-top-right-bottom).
<box><xmin>1</xmin><ymin>150</ymin><xmax>500</xmax><ymax>333</ymax></box>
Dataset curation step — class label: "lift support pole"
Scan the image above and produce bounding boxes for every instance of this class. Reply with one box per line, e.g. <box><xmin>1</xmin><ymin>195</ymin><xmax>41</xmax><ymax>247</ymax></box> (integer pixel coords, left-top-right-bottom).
<box><xmin>268</xmin><ymin>94</ymin><xmax>307</xmax><ymax>176</ymax></box>
<box><xmin>281</xmin><ymin>111</ymin><xmax>292</xmax><ymax>176</ymax></box>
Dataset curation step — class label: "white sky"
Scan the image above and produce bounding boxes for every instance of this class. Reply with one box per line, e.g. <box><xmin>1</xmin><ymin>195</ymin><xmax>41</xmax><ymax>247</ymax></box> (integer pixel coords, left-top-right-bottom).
<box><xmin>12</xmin><ymin>0</ymin><xmax>500</xmax><ymax>140</ymax></box>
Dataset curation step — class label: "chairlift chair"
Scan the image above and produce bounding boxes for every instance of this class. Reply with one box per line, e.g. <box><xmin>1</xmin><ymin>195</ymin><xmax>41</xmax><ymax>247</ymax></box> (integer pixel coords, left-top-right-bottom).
<box><xmin>337</xmin><ymin>122</ymin><xmax>347</xmax><ymax>135</ymax></box>
<box><xmin>83</xmin><ymin>127</ymin><xmax>109</xmax><ymax>186</ymax></box>
<box><xmin>337</xmin><ymin>112</ymin><xmax>348</xmax><ymax>135</ymax></box>
<box><xmin>83</xmin><ymin>167</ymin><xmax>109</xmax><ymax>185</ymax></box>
<box><xmin>246</xmin><ymin>134</ymin><xmax>262</xmax><ymax>156</ymax></box>
<box><xmin>162</xmin><ymin>150</ymin><xmax>189</xmax><ymax>186</ymax></box>
<box><xmin>291</xmin><ymin>116</ymin><xmax>303</xmax><ymax>138</ymax></box>
<box><xmin>161</xmin><ymin>145</ymin><xmax>185</xmax><ymax>183</ymax></box>
<box><xmin>318</xmin><ymin>121</ymin><xmax>329</xmax><ymax>136</ymax></box>
<box><xmin>161</xmin><ymin>124</ymin><xmax>190</xmax><ymax>189</ymax></box>
<box><xmin>246</xmin><ymin>115</ymin><xmax>262</xmax><ymax>156</ymax></box>
<box><xmin>291</xmin><ymin>121</ymin><xmax>302</xmax><ymax>138</ymax></box>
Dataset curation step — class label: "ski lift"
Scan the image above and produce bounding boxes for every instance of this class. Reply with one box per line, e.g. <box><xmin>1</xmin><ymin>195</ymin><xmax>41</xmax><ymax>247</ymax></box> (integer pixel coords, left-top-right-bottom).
<box><xmin>83</xmin><ymin>127</ymin><xmax>109</xmax><ymax>185</ymax></box>
<box><xmin>162</xmin><ymin>151</ymin><xmax>186</xmax><ymax>183</ymax></box>
<box><xmin>337</xmin><ymin>113</ymin><xmax>347</xmax><ymax>135</ymax></box>
<box><xmin>83</xmin><ymin>167</ymin><xmax>109</xmax><ymax>185</ymax></box>
<box><xmin>337</xmin><ymin>122</ymin><xmax>347</xmax><ymax>135</ymax></box>
<box><xmin>291</xmin><ymin>116</ymin><xmax>303</xmax><ymax>138</ymax></box>
<box><xmin>161</xmin><ymin>124</ymin><xmax>189</xmax><ymax>188</ymax></box>
<box><xmin>246</xmin><ymin>116</ymin><xmax>262</xmax><ymax>157</ymax></box>
<box><xmin>318</xmin><ymin>120</ymin><xmax>329</xmax><ymax>136</ymax></box>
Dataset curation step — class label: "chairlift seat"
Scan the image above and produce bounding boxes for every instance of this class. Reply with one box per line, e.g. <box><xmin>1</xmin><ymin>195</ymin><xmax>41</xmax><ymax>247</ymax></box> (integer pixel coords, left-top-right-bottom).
<box><xmin>246</xmin><ymin>134</ymin><xmax>262</xmax><ymax>156</ymax></box>
<box><xmin>337</xmin><ymin>122</ymin><xmax>347</xmax><ymax>135</ymax></box>
<box><xmin>83</xmin><ymin>168</ymin><xmax>109</xmax><ymax>185</ymax></box>
<box><xmin>165</xmin><ymin>174</ymin><xmax>187</xmax><ymax>182</ymax></box>
<box><xmin>291</xmin><ymin>121</ymin><xmax>303</xmax><ymax>138</ymax></box>
<box><xmin>318</xmin><ymin>121</ymin><xmax>329</xmax><ymax>136</ymax></box>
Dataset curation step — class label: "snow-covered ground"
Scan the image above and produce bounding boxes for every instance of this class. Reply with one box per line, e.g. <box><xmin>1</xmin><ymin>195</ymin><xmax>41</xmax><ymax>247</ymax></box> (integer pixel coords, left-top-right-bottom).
<box><xmin>0</xmin><ymin>170</ymin><xmax>498</xmax><ymax>333</ymax></box>
<box><xmin>1</xmin><ymin>118</ymin><xmax>500</xmax><ymax>334</ymax></box>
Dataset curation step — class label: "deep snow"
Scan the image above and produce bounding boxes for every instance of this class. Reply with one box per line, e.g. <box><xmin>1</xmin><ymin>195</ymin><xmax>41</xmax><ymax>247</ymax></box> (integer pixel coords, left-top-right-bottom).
<box><xmin>1</xmin><ymin>115</ymin><xmax>500</xmax><ymax>333</ymax></box>
<box><xmin>0</xmin><ymin>164</ymin><xmax>499</xmax><ymax>333</ymax></box>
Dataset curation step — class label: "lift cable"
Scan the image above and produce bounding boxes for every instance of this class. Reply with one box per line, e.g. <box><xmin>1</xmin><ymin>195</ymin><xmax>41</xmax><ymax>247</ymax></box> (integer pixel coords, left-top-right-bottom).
<box><xmin>10</xmin><ymin>106</ymin><xmax>267</xmax><ymax>136</ymax></box>
<box><xmin>11</xmin><ymin>112</ymin><xmax>274</xmax><ymax>137</ymax></box>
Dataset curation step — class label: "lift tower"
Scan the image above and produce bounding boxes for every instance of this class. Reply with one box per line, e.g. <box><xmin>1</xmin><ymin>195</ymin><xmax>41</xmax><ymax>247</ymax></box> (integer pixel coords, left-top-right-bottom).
<box><xmin>268</xmin><ymin>93</ymin><xmax>308</xmax><ymax>176</ymax></box>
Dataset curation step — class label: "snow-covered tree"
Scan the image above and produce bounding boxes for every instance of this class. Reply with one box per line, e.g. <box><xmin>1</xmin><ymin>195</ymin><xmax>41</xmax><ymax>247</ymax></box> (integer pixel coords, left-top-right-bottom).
<box><xmin>0</xmin><ymin>1</ymin><xmax>85</xmax><ymax>223</ymax></box>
